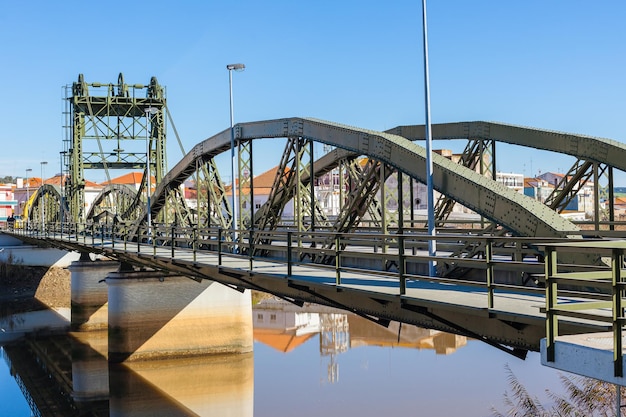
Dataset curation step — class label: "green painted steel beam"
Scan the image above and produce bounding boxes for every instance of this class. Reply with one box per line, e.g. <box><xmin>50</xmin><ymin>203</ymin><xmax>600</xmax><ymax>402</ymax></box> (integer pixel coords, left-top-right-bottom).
<box><xmin>67</xmin><ymin>73</ymin><xmax>167</xmax><ymax>224</ymax></box>
<box><xmin>387</xmin><ymin>121</ymin><xmax>626</xmax><ymax>172</ymax></box>
<box><xmin>143</xmin><ymin>118</ymin><xmax>579</xmax><ymax>241</ymax></box>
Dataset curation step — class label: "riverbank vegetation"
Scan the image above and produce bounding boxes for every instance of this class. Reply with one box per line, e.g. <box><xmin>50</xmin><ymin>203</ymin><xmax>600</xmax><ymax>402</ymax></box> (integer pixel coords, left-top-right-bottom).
<box><xmin>492</xmin><ymin>364</ymin><xmax>625</xmax><ymax>416</ymax></box>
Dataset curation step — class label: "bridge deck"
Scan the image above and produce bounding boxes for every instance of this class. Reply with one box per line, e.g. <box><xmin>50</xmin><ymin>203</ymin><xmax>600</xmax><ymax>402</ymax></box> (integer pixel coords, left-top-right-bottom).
<box><xmin>90</xmin><ymin>234</ymin><xmax>611</xmax><ymax>340</ymax></box>
<box><xmin>3</xmin><ymin>230</ymin><xmax>615</xmax><ymax>356</ymax></box>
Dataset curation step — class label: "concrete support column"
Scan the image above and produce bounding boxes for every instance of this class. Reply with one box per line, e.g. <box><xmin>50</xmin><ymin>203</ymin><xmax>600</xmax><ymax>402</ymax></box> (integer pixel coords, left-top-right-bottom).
<box><xmin>107</xmin><ymin>270</ymin><xmax>253</xmax><ymax>362</ymax></box>
<box><xmin>70</xmin><ymin>259</ymin><xmax>119</xmax><ymax>331</ymax></box>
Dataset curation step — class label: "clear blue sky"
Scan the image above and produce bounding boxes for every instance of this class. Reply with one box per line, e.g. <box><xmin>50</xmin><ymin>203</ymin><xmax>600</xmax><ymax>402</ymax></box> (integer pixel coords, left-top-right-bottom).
<box><xmin>1</xmin><ymin>1</ymin><xmax>625</xmax><ymax>183</ymax></box>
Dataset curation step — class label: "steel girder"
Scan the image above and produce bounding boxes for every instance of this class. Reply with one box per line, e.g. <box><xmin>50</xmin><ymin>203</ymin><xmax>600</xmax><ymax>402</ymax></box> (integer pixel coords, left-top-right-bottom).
<box><xmin>67</xmin><ymin>73</ymin><xmax>166</xmax><ymax>223</ymax></box>
<box><xmin>387</xmin><ymin>121</ymin><xmax>626</xmax><ymax>169</ymax></box>
<box><xmin>197</xmin><ymin>157</ymin><xmax>231</xmax><ymax>230</ymax></box>
<box><xmin>432</xmin><ymin>138</ymin><xmax>495</xmax><ymax>227</ymax></box>
<box><xmin>252</xmin><ymin>136</ymin><xmax>328</xmax><ymax>234</ymax></box>
<box><xmin>144</xmin><ymin>118</ymin><xmax>577</xmax><ymax>242</ymax></box>
<box><xmin>388</xmin><ymin>121</ymin><xmax>626</xmax><ymax>226</ymax></box>
<box><xmin>28</xmin><ymin>185</ymin><xmax>69</xmax><ymax>226</ymax></box>
<box><xmin>85</xmin><ymin>184</ymin><xmax>138</xmax><ymax>223</ymax></box>
<box><xmin>238</xmin><ymin>139</ymin><xmax>253</xmax><ymax>229</ymax></box>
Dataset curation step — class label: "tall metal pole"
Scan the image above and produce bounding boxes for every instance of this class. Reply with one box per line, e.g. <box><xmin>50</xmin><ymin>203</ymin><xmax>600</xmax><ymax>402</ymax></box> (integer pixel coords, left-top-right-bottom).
<box><xmin>421</xmin><ymin>0</ymin><xmax>437</xmax><ymax>276</ymax></box>
<box><xmin>59</xmin><ymin>152</ymin><xmax>65</xmax><ymax>227</ymax></box>
<box><xmin>145</xmin><ymin>107</ymin><xmax>158</xmax><ymax>236</ymax></box>
<box><xmin>40</xmin><ymin>161</ymin><xmax>47</xmax><ymax>233</ymax></box>
<box><xmin>25</xmin><ymin>168</ymin><xmax>31</xmax><ymax>217</ymax></box>
<box><xmin>227</xmin><ymin>63</ymin><xmax>245</xmax><ymax>249</ymax></box>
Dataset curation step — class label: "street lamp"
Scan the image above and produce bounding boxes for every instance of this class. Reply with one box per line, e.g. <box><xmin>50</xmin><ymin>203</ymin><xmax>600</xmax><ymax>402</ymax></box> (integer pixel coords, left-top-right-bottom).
<box><xmin>40</xmin><ymin>161</ymin><xmax>47</xmax><ymax>233</ymax></box>
<box><xmin>25</xmin><ymin>168</ymin><xmax>32</xmax><ymax>214</ymax></box>
<box><xmin>421</xmin><ymin>0</ymin><xmax>436</xmax><ymax>276</ymax></box>
<box><xmin>145</xmin><ymin>106</ymin><xmax>159</xmax><ymax>236</ymax></box>
<box><xmin>227</xmin><ymin>63</ymin><xmax>245</xmax><ymax>248</ymax></box>
<box><xmin>59</xmin><ymin>151</ymin><xmax>66</xmax><ymax>226</ymax></box>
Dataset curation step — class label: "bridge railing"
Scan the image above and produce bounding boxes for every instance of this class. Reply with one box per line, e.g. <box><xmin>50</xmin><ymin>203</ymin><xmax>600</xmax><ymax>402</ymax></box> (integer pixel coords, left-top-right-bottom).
<box><xmin>14</xmin><ymin>221</ymin><xmax>619</xmax><ymax>316</ymax></box>
<box><xmin>543</xmin><ymin>240</ymin><xmax>626</xmax><ymax>377</ymax></box>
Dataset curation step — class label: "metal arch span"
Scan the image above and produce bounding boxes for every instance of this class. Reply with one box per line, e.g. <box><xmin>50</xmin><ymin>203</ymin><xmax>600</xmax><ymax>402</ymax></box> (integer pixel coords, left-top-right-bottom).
<box><xmin>387</xmin><ymin>121</ymin><xmax>626</xmax><ymax>170</ymax></box>
<box><xmin>28</xmin><ymin>184</ymin><xmax>69</xmax><ymax>225</ymax></box>
<box><xmin>147</xmin><ymin>117</ymin><xmax>577</xmax><ymax>238</ymax></box>
<box><xmin>85</xmin><ymin>184</ymin><xmax>141</xmax><ymax>222</ymax></box>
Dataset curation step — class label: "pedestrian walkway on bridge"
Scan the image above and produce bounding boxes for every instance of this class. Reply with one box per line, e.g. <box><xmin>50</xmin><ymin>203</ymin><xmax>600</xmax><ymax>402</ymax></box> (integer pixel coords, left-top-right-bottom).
<box><xmin>5</xmin><ymin>224</ymin><xmax>626</xmax><ymax>386</ymax></box>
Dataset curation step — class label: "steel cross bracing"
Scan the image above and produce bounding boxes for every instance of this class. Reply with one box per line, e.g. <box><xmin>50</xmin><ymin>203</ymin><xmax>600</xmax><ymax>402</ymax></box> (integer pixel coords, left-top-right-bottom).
<box><xmin>197</xmin><ymin>157</ymin><xmax>232</xmax><ymax>231</ymax></box>
<box><xmin>18</xmin><ymin>116</ymin><xmax>626</xmax><ymax>357</ymax></box>
<box><xmin>65</xmin><ymin>73</ymin><xmax>167</xmax><ymax>224</ymax></box>
<box><xmin>238</xmin><ymin>138</ymin><xmax>253</xmax><ymax>229</ymax></box>
<box><xmin>142</xmin><ymin>118</ymin><xmax>579</xmax><ymax>240</ymax></box>
<box><xmin>252</xmin><ymin>136</ymin><xmax>329</xmax><ymax>237</ymax></box>
<box><xmin>54</xmin><ymin>117</ymin><xmax>626</xmax><ymax>274</ymax></box>
<box><xmin>388</xmin><ymin>121</ymin><xmax>626</xmax><ymax>229</ymax></box>
<box><xmin>85</xmin><ymin>184</ymin><xmax>137</xmax><ymax>223</ymax></box>
<box><xmin>432</xmin><ymin>137</ymin><xmax>495</xmax><ymax>227</ymax></box>
<box><xmin>27</xmin><ymin>185</ymin><xmax>68</xmax><ymax>229</ymax></box>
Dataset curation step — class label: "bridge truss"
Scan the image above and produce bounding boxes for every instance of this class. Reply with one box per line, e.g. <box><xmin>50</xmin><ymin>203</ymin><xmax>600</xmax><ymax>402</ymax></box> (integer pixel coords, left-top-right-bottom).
<box><xmin>61</xmin><ymin>73</ymin><xmax>167</xmax><ymax>224</ymax></box>
<box><xmin>25</xmin><ymin>106</ymin><xmax>626</xmax><ymax>277</ymax></box>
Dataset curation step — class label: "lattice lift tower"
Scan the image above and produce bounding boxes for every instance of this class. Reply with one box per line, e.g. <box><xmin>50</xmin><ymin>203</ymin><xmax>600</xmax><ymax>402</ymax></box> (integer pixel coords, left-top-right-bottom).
<box><xmin>64</xmin><ymin>73</ymin><xmax>167</xmax><ymax>223</ymax></box>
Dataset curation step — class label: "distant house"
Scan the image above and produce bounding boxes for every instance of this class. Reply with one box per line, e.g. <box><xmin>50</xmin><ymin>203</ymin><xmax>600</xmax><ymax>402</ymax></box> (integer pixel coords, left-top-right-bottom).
<box><xmin>524</xmin><ymin>177</ymin><xmax>554</xmax><ymax>203</ymax></box>
<box><xmin>0</xmin><ymin>182</ymin><xmax>17</xmax><ymax>226</ymax></box>
<box><xmin>615</xmin><ymin>197</ymin><xmax>626</xmax><ymax>221</ymax></box>
<box><xmin>223</xmin><ymin>167</ymin><xmax>295</xmax><ymax>220</ymax></box>
<box><xmin>496</xmin><ymin>172</ymin><xmax>524</xmax><ymax>193</ymax></box>
<box><xmin>536</xmin><ymin>172</ymin><xmax>595</xmax><ymax>214</ymax></box>
<box><xmin>100</xmin><ymin>172</ymin><xmax>147</xmax><ymax>191</ymax></box>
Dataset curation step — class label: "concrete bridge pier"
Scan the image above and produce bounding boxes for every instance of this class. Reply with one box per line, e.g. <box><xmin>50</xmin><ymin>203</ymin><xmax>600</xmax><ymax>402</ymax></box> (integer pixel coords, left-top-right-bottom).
<box><xmin>106</xmin><ymin>269</ymin><xmax>253</xmax><ymax>362</ymax></box>
<box><xmin>70</xmin><ymin>255</ymin><xmax>120</xmax><ymax>331</ymax></box>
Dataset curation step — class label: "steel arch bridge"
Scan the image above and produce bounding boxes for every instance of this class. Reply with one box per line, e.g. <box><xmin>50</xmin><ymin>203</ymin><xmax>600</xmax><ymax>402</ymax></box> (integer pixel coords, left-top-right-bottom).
<box><xmin>25</xmin><ymin>117</ymin><xmax>626</xmax><ymax>273</ymax></box>
<box><xmin>137</xmin><ymin>117</ymin><xmax>577</xmax><ymax>239</ymax></box>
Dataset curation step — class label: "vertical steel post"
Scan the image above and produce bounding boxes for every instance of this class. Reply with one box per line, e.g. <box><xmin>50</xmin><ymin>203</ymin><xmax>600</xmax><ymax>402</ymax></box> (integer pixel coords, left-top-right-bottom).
<box><xmin>171</xmin><ymin>224</ymin><xmax>175</xmax><ymax>258</ymax></box>
<box><xmin>486</xmin><ymin>239</ymin><xmax>494</xmax><ymax>308</ymax></box>
<box><xmin>545</xmin><ymin>246</ymin><xmax>558</xmax><ymax>362</ymax></box>
<box><xmin>287</xmin><ymin>231</ymin><xmax>292</xmax><ymax>277</ymax></box>
<box><xmin>421</xmin><ymin>0</ymin><xmax>437</xmax><ymax>276</ymax></box>
<box><xmin>193</xmin><ymin>226</ymin><xmax>197</xmax><ymax>263</ymax></box>
<box><xmin>335</xmin><ymin>234</ymin><xmax>341</xmax><ymax>285</ymax></box>
<box><xmin>218</xmin><ymin>228</ymin><xmax>223</xmax><ymax>266</ymax></box>
<box><xmin>40</xmin><ymin>161</ymin><xmax>47</xmax><ymax>233</ymax></box>
<box><xmin>227</xmin><ymin>63</ymin><xmax>245</xmax><ymax>248</ymax></box>
<box><xmin>399</xmin><ymin>234</ymin><xmax>406</xmax><ymax>295</ymax></box>
<box><xmin>612</xmin><ymin>248</ymin><xmax>623</xmax><ymax>377</ymax></box>
<box><xmin>145</xmin><ymin>107</ymin><xmax>158</xmax><ymax>238</ymax></box>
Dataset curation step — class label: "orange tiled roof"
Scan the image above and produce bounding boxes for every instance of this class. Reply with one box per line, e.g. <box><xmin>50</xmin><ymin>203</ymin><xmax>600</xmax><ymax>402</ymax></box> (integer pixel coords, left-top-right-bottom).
<box><xmin>45</xmin><ymin>175</ymin><xmax>101</xmax><ymax>188</ymax></box>
<box><xmin>225</xmin><ymin>166</ymin><xmax>289</xmax><ymax>195</ymax></box>
<box><xmin>253</xmin><ymin>328</ymin><xmax>316</xmax><ymax>353</ymax></box>
<box><xmin>101</xmin><ymin>172</ymin><xmax>146</xmax><ymax>186</ymax></box>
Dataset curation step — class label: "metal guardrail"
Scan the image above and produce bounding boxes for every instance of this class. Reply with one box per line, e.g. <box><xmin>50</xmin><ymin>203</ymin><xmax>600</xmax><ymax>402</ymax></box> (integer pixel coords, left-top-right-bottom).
<box><xmin>7</xmin><ymin>221</ymin><xmax>616</xmax><ymax>312</ymax></box>
<box><xmin>544</xmin><ymin>240</ymin><xmax>626</xmax><ymax>377</ymax></box>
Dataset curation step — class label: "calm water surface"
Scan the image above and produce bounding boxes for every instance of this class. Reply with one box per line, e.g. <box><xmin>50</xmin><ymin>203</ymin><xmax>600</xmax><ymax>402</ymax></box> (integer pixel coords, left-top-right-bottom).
<box><xmin>0</xmin><ymin>296</ymin><xmax>569</xmax><ymax>416</ymax></box>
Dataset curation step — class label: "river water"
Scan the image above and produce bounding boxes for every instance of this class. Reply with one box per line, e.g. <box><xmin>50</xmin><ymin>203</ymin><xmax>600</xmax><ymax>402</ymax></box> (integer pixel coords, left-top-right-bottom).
<box><xmin>0</xmin><ymin>294</ymin><xmax>570</xmax><ymax>416</ymax></box>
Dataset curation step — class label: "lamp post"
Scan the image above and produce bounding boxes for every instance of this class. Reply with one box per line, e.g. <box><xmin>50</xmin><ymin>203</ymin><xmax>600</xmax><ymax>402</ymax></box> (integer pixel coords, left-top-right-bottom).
<box><xmin>40</xmin><ymin>161</ymin><xmax>47</xmax><ymax>233</ymax></box>
<box><xmin>421</xmin><ymin>0</ymin><xmax>436</xmax><ymax>276</ymax></box>
<box><xmin>25</xmin><ymin>168</ymin><xmax>32</xmax><ymax>216</ymax></box>
<box><xmin>59</xmin><ymin>151</ymin><xmax>66</xmax><ymax>228</ymax></box>
<box><xmin>145</xmin><ymin>107</ymin><xmax>159</xmax><ymax>236</ymax></box>
<box><xmin>227</xmin><ymin>63</ymin><xmax>245</xmax><ymax>248</ymax></box>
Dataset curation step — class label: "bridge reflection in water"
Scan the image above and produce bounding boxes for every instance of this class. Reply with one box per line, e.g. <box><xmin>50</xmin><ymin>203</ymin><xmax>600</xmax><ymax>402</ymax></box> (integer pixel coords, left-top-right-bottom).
<box><xmin>0</xmin><ymin>295</ymin><xmax>562</xmax><ymax>417</ymax></box>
